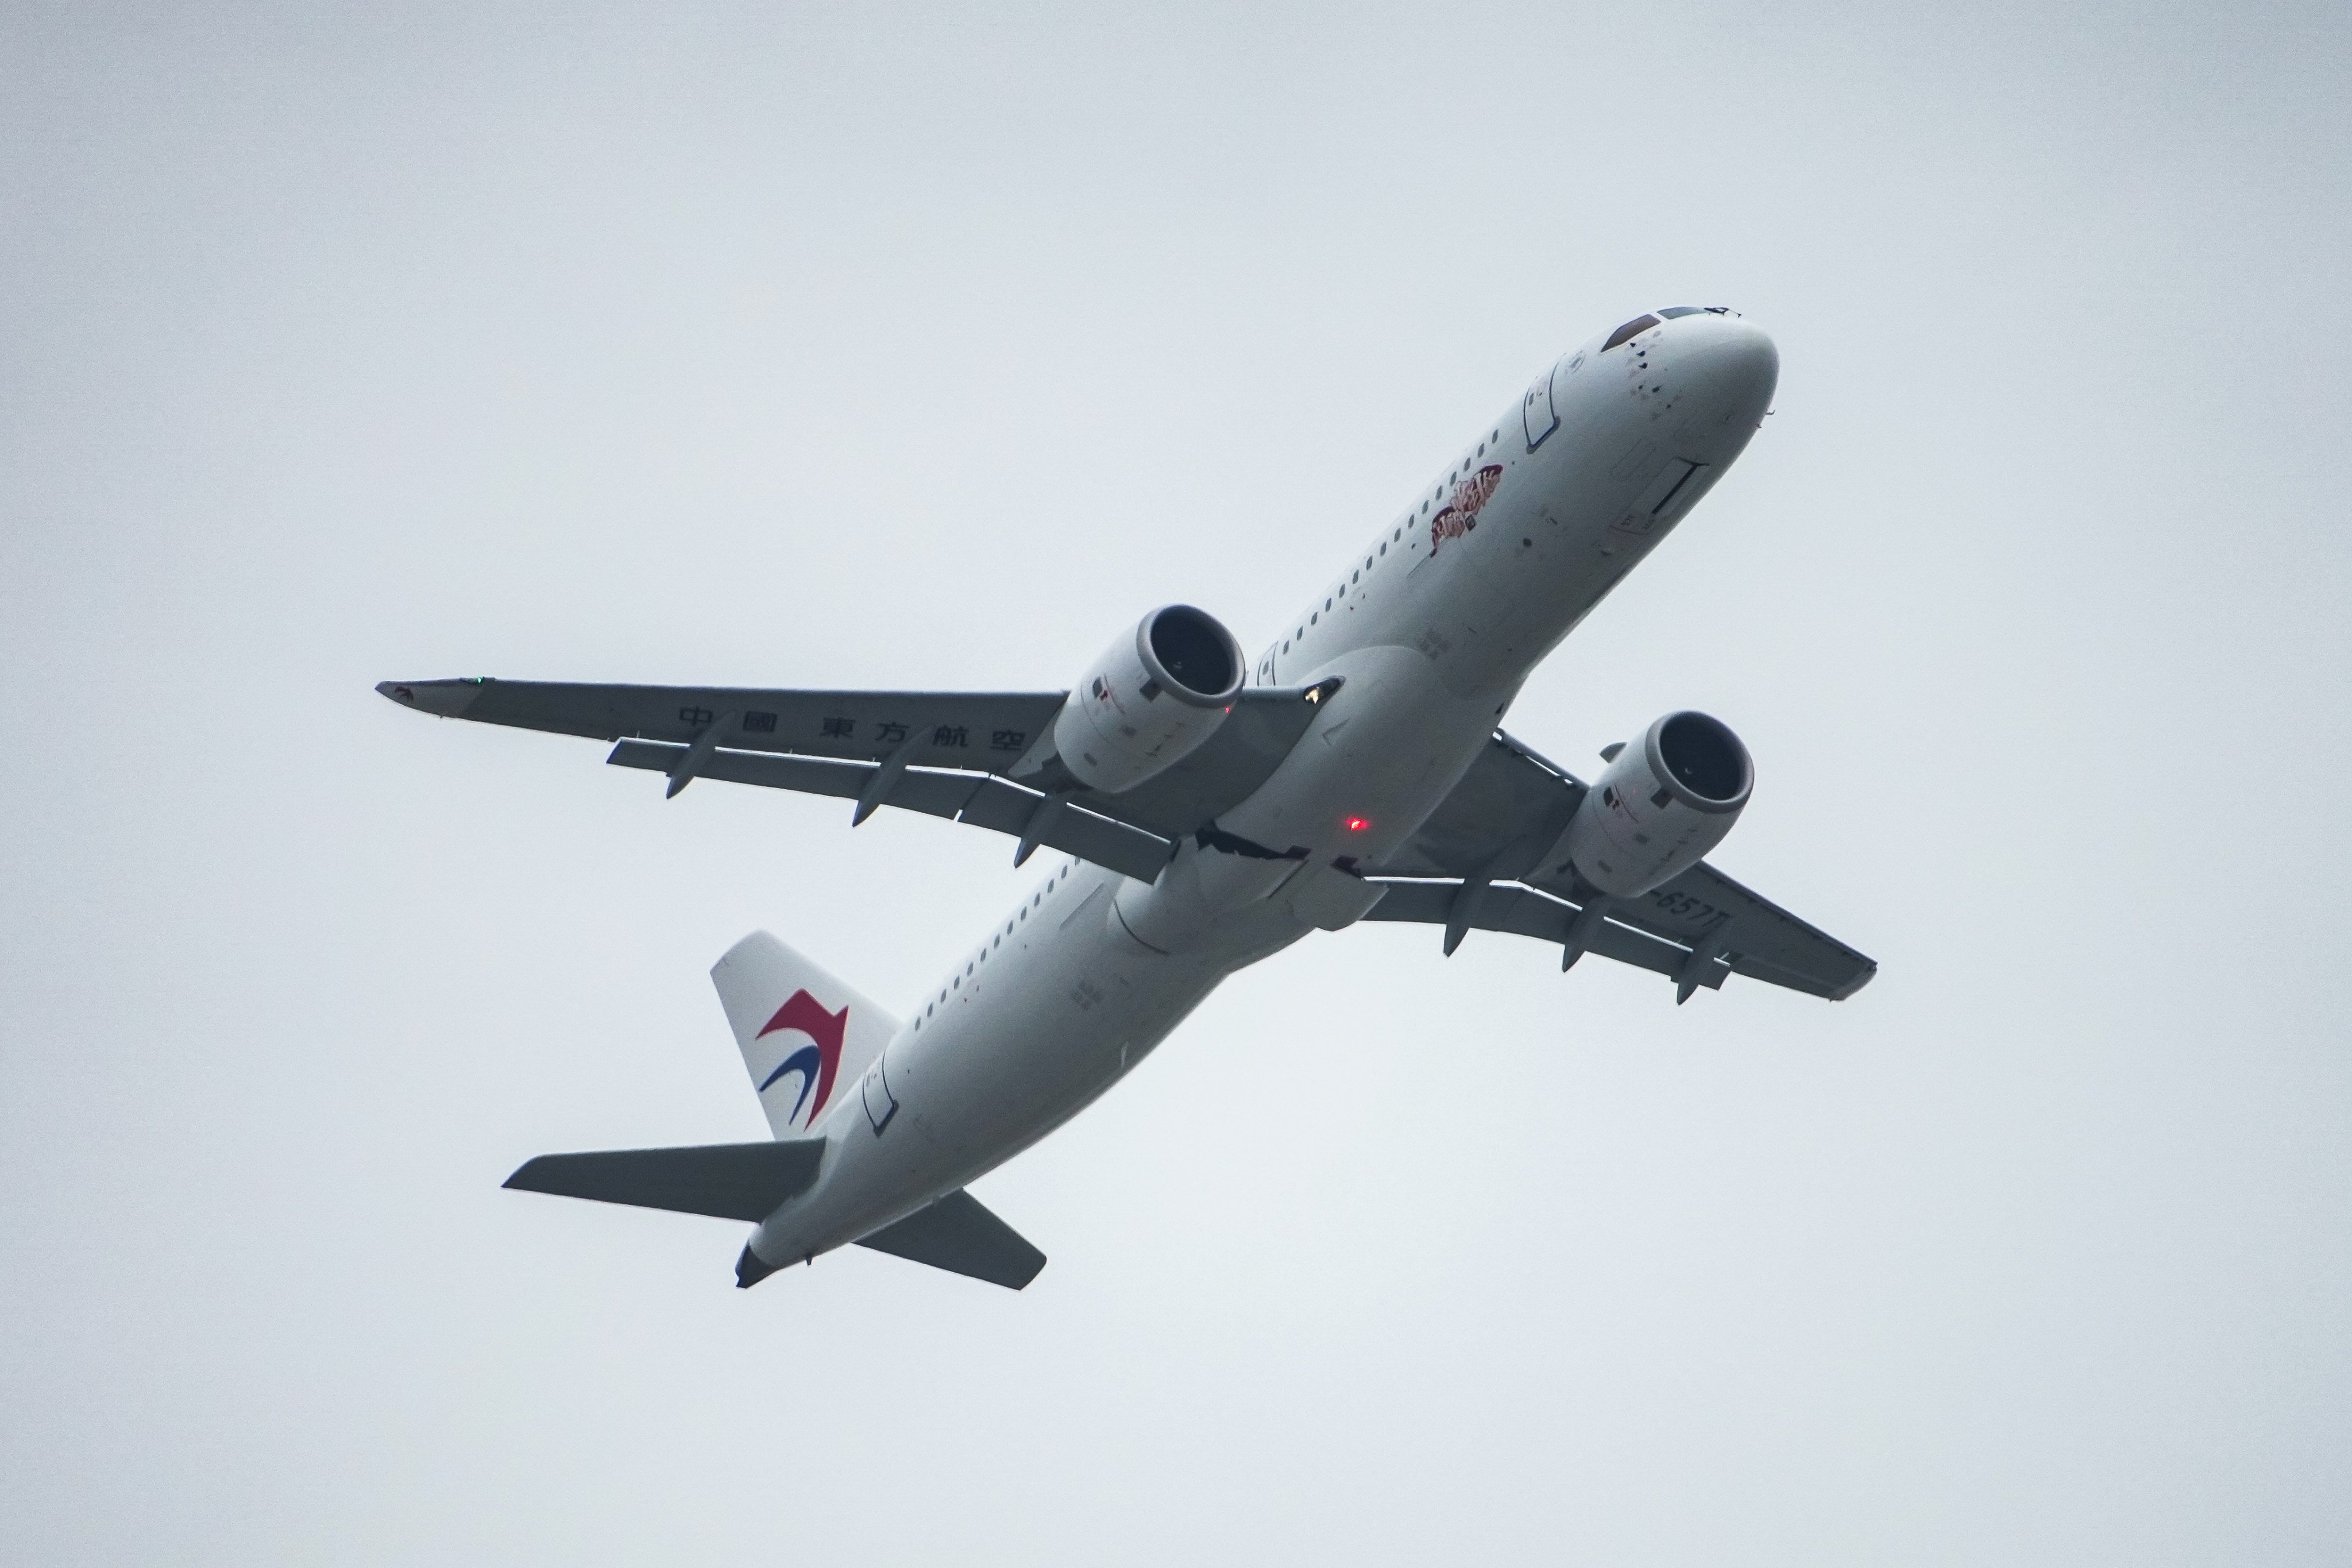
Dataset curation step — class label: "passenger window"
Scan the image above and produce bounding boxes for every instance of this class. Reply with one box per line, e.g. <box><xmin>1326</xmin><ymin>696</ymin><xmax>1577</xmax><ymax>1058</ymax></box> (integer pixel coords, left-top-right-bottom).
<box><xmin>1604</xmin><ymin>314</ymin><xmax>1660</xmax><ymax>350</ymax></box>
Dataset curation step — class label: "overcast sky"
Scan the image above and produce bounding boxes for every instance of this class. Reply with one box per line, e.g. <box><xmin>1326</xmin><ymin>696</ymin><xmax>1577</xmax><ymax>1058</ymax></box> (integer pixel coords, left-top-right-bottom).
<box><xmin>5</xmin><ymin>2</ymin><xmax>2350</xmax><ymax>1562</ymax></box>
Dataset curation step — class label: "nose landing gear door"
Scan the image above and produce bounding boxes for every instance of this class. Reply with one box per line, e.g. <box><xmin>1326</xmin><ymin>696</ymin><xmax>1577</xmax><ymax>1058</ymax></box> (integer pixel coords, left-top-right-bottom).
<box><xmin>1612</xmin><ymin>458</ymin><xmax>1710</xmax><ymax>538</ymax></box>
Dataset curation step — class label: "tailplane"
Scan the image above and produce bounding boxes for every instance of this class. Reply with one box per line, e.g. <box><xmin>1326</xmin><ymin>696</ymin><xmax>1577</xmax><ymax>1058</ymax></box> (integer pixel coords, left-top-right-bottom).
<box><xmin>710</xmin><ymin>931</ymin><xmax>899</xmax><ymax>1138</ymax></box>
<box><xmin>856</xmin><ymin>1190</ymin><xmax>1046</xmax><ymax>1289</ymax></box>
<box><xmin>504</xmin><ymin>1139</ymin><xmax>825</xmax><ymax>1221</ymax></box>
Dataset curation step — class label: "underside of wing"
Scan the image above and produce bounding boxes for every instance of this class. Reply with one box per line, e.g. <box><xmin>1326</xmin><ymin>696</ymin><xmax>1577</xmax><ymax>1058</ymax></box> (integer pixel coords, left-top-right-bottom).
<box><xmin>1365</xmin><ymin>730</ymin><xmax>1589</xmax><ymax>879</ymax></box>
<box><xmin>1362</xmin><ymin>727</ymin><xmax>1875</xmax><ymax>1002</ymax></box>
<box><xmin>604</xmin><ymin>740</ymin><xmax>1177</xmax><ymax>882</ymax></box>
<box><xmin>377</xmin><ymin>677</ymin><xmax>1331</xmax><ymax>883</ymax></box>
<box><xmin>1593</xmin><ymin>861</ymin><xmax>1878</xmax><ymax>1001</ymax></box>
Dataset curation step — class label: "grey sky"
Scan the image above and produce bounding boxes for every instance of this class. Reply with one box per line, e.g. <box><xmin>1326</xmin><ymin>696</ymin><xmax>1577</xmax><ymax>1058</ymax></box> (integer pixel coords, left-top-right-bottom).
<box><xmin>4</xmin><ymin>2</ymin><xmax>2349</xmax><ymax>1562</ymax></box>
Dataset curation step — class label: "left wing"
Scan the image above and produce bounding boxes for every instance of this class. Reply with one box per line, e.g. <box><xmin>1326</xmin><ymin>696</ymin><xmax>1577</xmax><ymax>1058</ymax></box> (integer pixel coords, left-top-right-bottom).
<box><xmin>377</xmin><ymin>677</ymin><xmax>1069</xmax><ymax>769</ymax></box>
<box><xmin>1361</xmin><ymin>731</ymin><xmax>1875</xmax><ymax>1002</ymax></box>
<box><xmin>376</xmin><ymin>677</ymin><xmax>1328</xmax><ymax>882</ymax></box>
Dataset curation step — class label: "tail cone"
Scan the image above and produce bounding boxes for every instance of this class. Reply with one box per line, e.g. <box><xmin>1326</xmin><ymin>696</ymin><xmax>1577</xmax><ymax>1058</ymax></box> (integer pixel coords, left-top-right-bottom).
<box><xmin>735</xmin><ymin>1243</ymin><xmax>781</xmax><ymax>1289</ymax></box>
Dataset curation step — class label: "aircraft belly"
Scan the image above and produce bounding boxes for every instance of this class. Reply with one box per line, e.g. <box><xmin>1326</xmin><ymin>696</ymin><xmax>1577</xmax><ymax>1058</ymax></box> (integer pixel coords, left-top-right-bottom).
<box><xmin>753</xmin><ymin>866</ymin><xmax>1223</xmax><ymax>1264</ymax></box>
<box><xmin>907</xmin><ymin>882</ymin><xmax>1211</xmax><ymax>1155</ymax></box>
<box><xmin>1222</xmin><ymin>644</ymin><xmax>1499</xmax><ymax>876</ymax></box>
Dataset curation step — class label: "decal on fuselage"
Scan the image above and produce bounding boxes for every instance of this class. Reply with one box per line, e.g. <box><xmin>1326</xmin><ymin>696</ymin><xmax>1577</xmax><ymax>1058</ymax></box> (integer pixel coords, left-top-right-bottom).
<box><xmin>756</xmin><ymin>988</ymin><xmax>851</xmax><ymax>1129</ymax></box>
<box><xmin>1430</xmin><ymin>464</ymin><xmax>1505</xmax><ymax>555</ymax></box>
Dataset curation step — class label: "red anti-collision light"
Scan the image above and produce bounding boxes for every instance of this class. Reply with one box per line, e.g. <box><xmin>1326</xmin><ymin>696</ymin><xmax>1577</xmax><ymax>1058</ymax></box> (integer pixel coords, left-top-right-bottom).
<box><xmin>1345</xmin><ymin>817</ymin><xmax>1370</xmax><ymax>832</ymax></box>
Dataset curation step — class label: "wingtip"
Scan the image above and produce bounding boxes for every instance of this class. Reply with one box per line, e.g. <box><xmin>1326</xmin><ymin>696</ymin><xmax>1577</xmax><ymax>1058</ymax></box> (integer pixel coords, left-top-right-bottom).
<box><xmin>1829</xmin><ymin>960</ymin><xmax>1880</xmax><ymax>1002</ymax></box>
<box><xmin>374</xmin><ymin>678</ymin><xmax>487</xmax><ymax>718</ymax></box>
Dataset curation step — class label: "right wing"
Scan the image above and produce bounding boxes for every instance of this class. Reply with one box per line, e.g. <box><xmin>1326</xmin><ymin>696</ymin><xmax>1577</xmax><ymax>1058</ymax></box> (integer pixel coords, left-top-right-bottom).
<box><xmin>1362</xmin><ymin>729</ymin><xmax>1876</xmax><ymax>1002</ymax></box>
<box><xmin>377</xmin><ymin>677</ymin><xmax>1329</xmax><ymax>883</ymax></box>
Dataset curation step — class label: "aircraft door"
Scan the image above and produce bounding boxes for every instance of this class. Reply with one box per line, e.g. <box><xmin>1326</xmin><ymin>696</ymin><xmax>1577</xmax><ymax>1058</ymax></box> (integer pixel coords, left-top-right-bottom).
<box><xmin>861</xmin><ymin>1051</ymin><xmax>899</xmax><ymax>1134</ymax></box>
<box><xmin>1523</xmin><ymin>359</ymin><xmax>1561</xmax><ymax>450</ymax></box>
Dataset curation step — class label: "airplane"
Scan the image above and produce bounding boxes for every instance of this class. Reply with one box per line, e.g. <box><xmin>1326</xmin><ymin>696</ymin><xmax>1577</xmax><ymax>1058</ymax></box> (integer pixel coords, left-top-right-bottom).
<box><xmin>379</xmin><ymin>306</ymin><xmax>1874</xmax><ymax>1292</ymax></box>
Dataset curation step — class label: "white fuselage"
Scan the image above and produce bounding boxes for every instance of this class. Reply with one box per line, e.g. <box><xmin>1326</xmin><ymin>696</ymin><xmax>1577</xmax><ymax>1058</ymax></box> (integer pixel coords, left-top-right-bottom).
<box><xmin>749</xmin><ymin>310</ymin><xmax>1780</xmax><ymax>1270</ymax></box>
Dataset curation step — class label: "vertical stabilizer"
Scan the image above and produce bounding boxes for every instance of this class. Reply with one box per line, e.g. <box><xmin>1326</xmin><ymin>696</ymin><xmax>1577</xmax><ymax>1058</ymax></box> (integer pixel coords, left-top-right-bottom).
<box><xmin>711</xmin><ymin>932</ymin><xmax>899</xmax><ymax>1139</ymax></box>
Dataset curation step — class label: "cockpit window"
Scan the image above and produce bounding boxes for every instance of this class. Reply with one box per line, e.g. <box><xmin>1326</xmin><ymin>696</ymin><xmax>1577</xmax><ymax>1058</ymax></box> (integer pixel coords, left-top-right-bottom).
<box><xmin>1602</xmin><ymin>314</ymin><xmax>1660</xmax><ymax>350</ymax></box>
<box><xmin>1657</xmin><ymin>306</ymin><xmax>1706</xmax><ymax>319</ymax></box>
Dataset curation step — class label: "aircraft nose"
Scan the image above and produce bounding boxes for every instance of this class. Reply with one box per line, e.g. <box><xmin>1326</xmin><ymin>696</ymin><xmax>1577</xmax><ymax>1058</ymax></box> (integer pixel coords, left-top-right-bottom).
<box><xmin>1675</xmin><ymin>311</ymin><xmax>1778</xmax><ymax>418</ymax></box>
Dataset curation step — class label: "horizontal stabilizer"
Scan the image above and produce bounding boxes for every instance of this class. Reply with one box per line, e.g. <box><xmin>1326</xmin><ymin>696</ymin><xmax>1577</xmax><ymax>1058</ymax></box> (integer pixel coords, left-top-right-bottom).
<box><xmin>503</xmin><ymin>1138</ymin><xmax>825</xmax><ymax>1222</ymax></box>
<box><xmin>855</xmin><ymin>1189</ymin><xmax>1045</xmax><ymax>1289</ymax></box>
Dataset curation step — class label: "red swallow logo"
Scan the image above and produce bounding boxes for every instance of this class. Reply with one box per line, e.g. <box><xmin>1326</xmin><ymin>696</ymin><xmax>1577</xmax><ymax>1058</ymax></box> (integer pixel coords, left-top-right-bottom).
<box><xmin>755</xmin><ymin>989</ymin><xmax>850</xmax><ymax>1127</ymax></box>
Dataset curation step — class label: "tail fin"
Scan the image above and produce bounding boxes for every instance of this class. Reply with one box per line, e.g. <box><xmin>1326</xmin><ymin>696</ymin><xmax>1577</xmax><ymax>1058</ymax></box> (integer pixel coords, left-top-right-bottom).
<box><xmin>711</xmin><ymin>931</ymin><xmax>899</xmax><ymax>1138</ymax></box>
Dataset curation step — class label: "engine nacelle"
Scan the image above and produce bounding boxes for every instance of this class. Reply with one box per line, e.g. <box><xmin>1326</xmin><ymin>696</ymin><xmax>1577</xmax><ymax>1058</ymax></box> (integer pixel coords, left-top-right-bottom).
<box><xmin>1550</xmin><ymin>710</ymin><xmax>1753</xmax><ymax>898</ymax></box>
<box><xmin>1053</xmin><ymin>605</ymin><xmax>1246</xmax><ymax>793</ymax></box>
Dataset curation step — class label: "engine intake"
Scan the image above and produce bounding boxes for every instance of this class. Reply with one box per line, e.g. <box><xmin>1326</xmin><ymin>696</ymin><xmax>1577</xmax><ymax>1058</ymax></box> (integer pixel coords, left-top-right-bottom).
<box><xmin>1550</xmin><ymin>710</ymin><xmax>1753</xmax><ymax>898</ymax></box>
<box><xmin>1053</xmin><ymin>605</ymin><xmax>1246</xmax><ymax>793</ymax></box>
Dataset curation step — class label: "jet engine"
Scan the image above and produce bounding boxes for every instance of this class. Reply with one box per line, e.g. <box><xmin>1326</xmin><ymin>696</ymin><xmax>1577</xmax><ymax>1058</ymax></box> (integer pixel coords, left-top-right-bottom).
<box><xmin>1551</xmin><ymin>710</ymin><xmax>1753</xmax><ymax>897</ymax></box>
<box><xmin>1053</xmin><ymin>604</ymin><xmax>1246</xmax><ymax>793</ymax></box>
